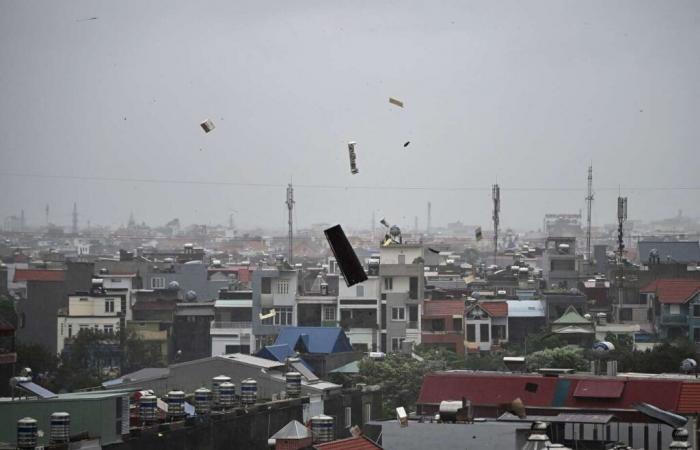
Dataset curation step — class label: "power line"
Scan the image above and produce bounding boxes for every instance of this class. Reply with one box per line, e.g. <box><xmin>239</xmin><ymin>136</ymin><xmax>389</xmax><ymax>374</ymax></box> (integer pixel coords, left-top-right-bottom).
<box><xmin>1</xmin><ymin>171</ymin><xmax>700</xmax><ymax>193</ymax></box>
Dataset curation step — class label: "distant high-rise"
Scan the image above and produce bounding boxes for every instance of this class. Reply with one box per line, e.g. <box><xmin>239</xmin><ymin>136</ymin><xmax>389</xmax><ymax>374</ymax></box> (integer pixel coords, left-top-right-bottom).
<box><xmin>426</xmin><ymin>202</ymin><xmax>431</xmax><ymax>234</ymax></box>
<box><xmin>72</xmin><ymin>203</ymin><xmax>78</xmax><ymax>235</ymax></box>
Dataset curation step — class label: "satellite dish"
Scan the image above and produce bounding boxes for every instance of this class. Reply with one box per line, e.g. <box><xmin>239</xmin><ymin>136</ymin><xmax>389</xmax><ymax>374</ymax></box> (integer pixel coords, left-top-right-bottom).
<box><xmin>168</xmin><ymin>281</ymin><xmax>180</xmax><ymax>290</ymax></box>
<box><xmin>592</xmin><ymin>341</ymin><xmax>615</xmax><ymax>353</ymax></box>
<box><xmin>185</xmin><ymin>290</ymin><xmax>197</xmax><ymax>301</ymax></box>
<box><xmin>681</xmin><ymin>358</ymin><xmax>697</xmax><ymax>373</ymax></box>
<box><xmin>583</xmin><ymin>314</ymin><xmax>592</xmax><ymax>320</ymax></box>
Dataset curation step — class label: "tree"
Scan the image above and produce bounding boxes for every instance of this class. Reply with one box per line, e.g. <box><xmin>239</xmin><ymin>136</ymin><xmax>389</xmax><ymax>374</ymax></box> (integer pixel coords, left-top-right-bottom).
<box><xmin>358</xmin><ymin>354</ymin><xmax>430</xmax><ymax>417</ymax></box>
<box><xmin>526</xmin><ymin>346</ymin><xmax>589</xmax><ymax>372</ymax></box>
<box><xmin>0</xmin><ymin>294</ymin><xmax>17</xmax><ymax>327</ymax></box>
<box><xmin>122</xmin><ymin>328</ymin><xmax>165</xmax><ymax>373</ymax></box>
<box><xmin>54</xmin><ymin>329</ymin><xmax>119</xmax><ymax>391</ymax></box>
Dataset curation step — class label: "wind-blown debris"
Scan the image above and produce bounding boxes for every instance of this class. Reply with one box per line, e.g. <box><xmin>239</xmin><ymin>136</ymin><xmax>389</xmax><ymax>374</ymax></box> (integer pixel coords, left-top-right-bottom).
<box><xmin>259</xmin><ymin>309</ymin><xmax>276</xmax><ymax>320</ymax></box>
<box><xmin>389</xmin><ymin>97</ymin><xmax>404</xmax><ymax>108</ymax></box>
<box><xmin>200</xmin><ymin>119</ymin><xmax>215</xmax><ymax>133</ymax></box>
<box><xmin>348</xmin><ymin>141</ymin><xmax>358</xmax><ymax>174</ymax></box>
<box><xmin>324</xmin><ymin>224</ymin><xmax>368</xmax><ymax>287</ymax></box>
<box><xmin>404</xmin><ymin>141</ymin><xmax>410</xmax><ymax>147</ymax></box>
<box><xmin>475</xmin><ymin>226</ymin><xmax>483</xmax><ymax>241</ymax></box>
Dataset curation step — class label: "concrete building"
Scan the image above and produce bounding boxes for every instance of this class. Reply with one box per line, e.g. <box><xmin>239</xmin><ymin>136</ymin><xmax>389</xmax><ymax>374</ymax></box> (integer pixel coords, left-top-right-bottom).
<box><xmin>465</xmin><ymin>301</ymin><xmax>508</xmax><ymax>353</ymax></box>
<box><xmin>338</xmin><ymin>276</ymin><xmax>380</xmax><ymax>352</ymax></box>
<box><xmin>173</xmin><ymin>301</ymin><xmax>214</xmax><ymax>361</ymax></box>
<box><xmin>378</xmin><ymin>243</ymin><xmax>424</xmax><ymax>352</ymax></box>
<box><xmin>251</xmin><ymin>264</ymin><xmax>298</xmax><ymax>351</ymax></box>
<box><xmin>543</xmin><ymin>237</ymin><xmax>581</xmax><ymax>289</ymax></box>
<box><xmin>211</xmin><ymin>294</ymin><xmax>253</xmax><ymax>356</ymax></box>
<box><xmin>56</xmin><ymin>281</ymin><xmax>126</xmax><ymax>355</ymax></box>
<box><xmin>421</xmin><ymin>300</ymin><xmax>465</xmax><ymax>354</ymax></box>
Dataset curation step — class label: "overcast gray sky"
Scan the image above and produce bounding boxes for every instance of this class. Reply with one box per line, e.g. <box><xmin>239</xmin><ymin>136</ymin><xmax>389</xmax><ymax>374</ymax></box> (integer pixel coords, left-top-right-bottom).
<box><xmin>1</xmin><ymin>1</ymin><xmax>699</xmax><ymax>232</ymax></box>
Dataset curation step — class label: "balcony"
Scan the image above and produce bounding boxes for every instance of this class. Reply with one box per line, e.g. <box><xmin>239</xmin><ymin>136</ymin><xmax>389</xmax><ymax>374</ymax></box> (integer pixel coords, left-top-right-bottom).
<box><xmin>407</xmin><ymin>320</ymin><xmax>419</xmax><ymax>330</ymax></box>
<box><xmin>210</xmin><ymin>321</ymin><xmax>252</xmax><ymax>336</ymax></box>
<box><xmin>660</xmin><ymin>314</ymin><xmax>688</xmax><ymax>326</ymax></box>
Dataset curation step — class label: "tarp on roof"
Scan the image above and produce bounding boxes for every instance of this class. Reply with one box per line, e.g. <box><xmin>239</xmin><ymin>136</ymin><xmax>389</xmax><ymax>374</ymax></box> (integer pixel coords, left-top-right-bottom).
<box><xmin>275</xmin><ymin>327</ymin><xmax>353</xmax><ymax>354</ymax></box>
<box><xmin>271</xmin><ymin>420</ymin><xmax>311</xmax><ymax>439</ymax></box>
<box><xmin>506</xmin><ymin>300</ymin><xmax>545</xmax><ymax>318</ymax></box>
<box><xmin>573</xmin><ymin>380</ymin><xmax>625</xmax><ymax>399</ymax></box>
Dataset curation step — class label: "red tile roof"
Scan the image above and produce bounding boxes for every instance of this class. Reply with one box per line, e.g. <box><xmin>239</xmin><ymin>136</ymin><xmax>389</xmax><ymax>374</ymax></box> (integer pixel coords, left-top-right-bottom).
<box><xmin>479</xmin><ymin>301</ymin><xmax>508</xmax><ymax>317</ymax></box>
<box><xmin>639</xmin><ymin>279</ymin><xmax>700</xmax><ymax>304</ymax></box>
<box><xmin>423</xmin><ymin>300</ymin><xmax>465</xmax><ymax>318</ymax></box>
<box><xmin>314</xmin><ymin>436</ymin><xmax>382</xmax><ymax>450</ymax></box>
<box><xmin>13</xmin><ymin>269</ymin><xmax>65</xmax><ymax>282</ymax></box>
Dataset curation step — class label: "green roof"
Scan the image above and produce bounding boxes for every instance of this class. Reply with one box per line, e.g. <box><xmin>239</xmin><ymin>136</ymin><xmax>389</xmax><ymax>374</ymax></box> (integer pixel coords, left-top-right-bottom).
<box><xmin>552</xmin><ymin>305</ymin><xmax>590</xmax><ymax>325</ymax></box>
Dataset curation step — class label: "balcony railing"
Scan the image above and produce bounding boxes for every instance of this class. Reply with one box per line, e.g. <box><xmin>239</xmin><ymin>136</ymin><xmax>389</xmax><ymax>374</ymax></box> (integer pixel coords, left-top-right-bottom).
<box><xmin>210</xmin><ymin>321</ymin><xmax>252</xmax><ymax>329</ymax></box>
<box><xmin>660</xmin><ymin>315</ymin><xmax>688</xmax><ymax>326</ymax></box>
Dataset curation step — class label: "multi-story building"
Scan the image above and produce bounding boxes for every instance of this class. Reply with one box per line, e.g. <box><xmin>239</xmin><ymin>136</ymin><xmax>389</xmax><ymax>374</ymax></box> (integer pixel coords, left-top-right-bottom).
<box><xmin>56</xmin><ymin>279</ymin><xmax>125</xmax><ymax>355</ymax></box>
<box><xmin>378</xmin><ymin>243</ymin><xmax>424</xmax><ymax>352</ymax></box>
<box><xmin>251</xmin><ymin>263</ymin><xmax>298</xmax><ymax>351</ymax></box>
<box><xmin>542</xmin><ymin>236</ymin><xmax>581</xmax><ymax>289</ymax></box>
<box><xmin>174</xmin><ymin>301</ymin><xmax>214</xmax><ymax>361</ymax></box>
<box><xmin>210</xmin><ymin>291</ymin><xmax>253</xmax><ymax>356</ymax></box>
<box><xmin>464</xmin><ymin>301</ymin><xmax>508</xmax><ymax>354</ymax></box>
<box><xmin>421</xmin><ymin>300</ymin><xmax>465</xmax><ymax>354</ymax></box>
<box><xmin>338</xmin><ymin>274</ymin><xmax>380</xmax><ymax>352</ymax></box>
<box><xmin>642</xmin><ymin>278</ymin><xmax>700</xmax><ymax>341</ymax></box>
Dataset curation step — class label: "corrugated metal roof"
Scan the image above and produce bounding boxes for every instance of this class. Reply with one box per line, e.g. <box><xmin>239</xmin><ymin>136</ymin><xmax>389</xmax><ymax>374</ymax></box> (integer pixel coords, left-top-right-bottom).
<box><xmin>275</xmin><ymin>327</ymin><xmax>353</xmax><ymax>354</ymax></box>
<box><xmin>271</xmin><ymin>420</ymin><xmax>311</xmax><ymax>439</ymax></box>
<box><xmin>639</xmin><ymin>241</ymin><xmax>700</xmax><ymax>264</ymax></box>
<box><xmin>314</xmin><ymin>436</ymin><xmax>382</xmax><ymax>450</ymax></box>
<box><xmin>218</xmin><ymin>353</ymin><xmax>285</xmax><ymax>369</ymax></box>
<box><xmin>573</xmin><ymin>380</ymin><xmax>625</xmax><ymax>398</ymax></box>
<box><xmin>678</xmin><ymin>383</ymin><xmax>700</xmax><ymax>413</ymax></box>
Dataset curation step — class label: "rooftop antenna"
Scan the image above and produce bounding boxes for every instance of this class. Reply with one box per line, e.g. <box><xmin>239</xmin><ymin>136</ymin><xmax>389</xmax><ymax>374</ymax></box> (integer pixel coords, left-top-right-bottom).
<box><xmin>286</xmin><ymin>183</ymin><xmax>294</xmax><ymax>265</ymax></box>
<box><xmin>585</xmin><ymin>164</ymin><xmax>594</xmax><ymax>263</ymax></box>
<box><xmin>492</xmin><ymin>184</ymin><xmax>500</xmax><ymax>265</ymax></box>
<box><xmin>72</xmin><ymin>202</ymin><xmax>78</xmax><ymax>235</ymax></box>
<box><xmin>615</xmin><ymin>196</ymin><xmax>628</xmax><ymax>322</ymax></box>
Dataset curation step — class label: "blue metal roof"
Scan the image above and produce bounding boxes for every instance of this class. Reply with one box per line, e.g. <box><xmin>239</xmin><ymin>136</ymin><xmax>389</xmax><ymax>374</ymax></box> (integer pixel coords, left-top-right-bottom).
<box><xmin>274</xmin><ymin>326</ymin><xmax>353</xmax><ymax>354</ymax></box>
<box><xmin>256</xmin><ymin>343</ymin><xmax>295</xmax><ymax>362</ymax></box>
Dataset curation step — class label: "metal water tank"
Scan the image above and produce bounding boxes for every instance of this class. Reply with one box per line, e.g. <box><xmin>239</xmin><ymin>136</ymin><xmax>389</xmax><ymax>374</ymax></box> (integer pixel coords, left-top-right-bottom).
<box><xmin>219</xmin><ymin>382</ymin><xmax>236</xmax><ymax>409</ymax></box>
<box><xmin>17</xmin><ymin>417</ymin><xmax>37</xmax><ymax>449</ymax></box>
<box><xmin>286</xmin><ymin>372</ymin><xmax>302</xmax><ymax>398</ymax></box>
<box><xmin>212</xmin><ymin>375</ymin><xmax>231</xmax><ymax>405</ymax></box>
<box><xmin>240</xmin><ymin>378</ymin><xmax>257</xmax><ymax>405</ymax></box>
<box><xmin>139</xmin><ymin>394</ymin><xmax>157</xmax><ymax>424</ymax></box>
<box><xmin>166</xmin><ymin>390</ymin><xmax>186</xmax><ymax>420</ymax></box>
<box><xmin>311</xmin><ymin>415</ymin><xmax>334</xmax><ymax>443</ymax></box>
<box><xmin>49</xmin><ymin>412</ymin><xmax>70</xmax><ymax>444</ymax></box>
<box><xmin>194</xmin><ymin>387</ymin><xmax>212</xmax><ymax>415</ymax></box>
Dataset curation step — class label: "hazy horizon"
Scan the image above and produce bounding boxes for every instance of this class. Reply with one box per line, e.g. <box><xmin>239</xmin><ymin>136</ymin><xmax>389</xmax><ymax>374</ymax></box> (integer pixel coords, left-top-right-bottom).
<box><xmin>2</xmin><ymin>1</ymin><xmax>699</xmax><ymax>232</ymax></box>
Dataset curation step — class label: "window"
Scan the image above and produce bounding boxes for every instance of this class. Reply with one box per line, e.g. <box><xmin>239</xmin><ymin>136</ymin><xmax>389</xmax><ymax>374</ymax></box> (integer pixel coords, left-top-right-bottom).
<box><xmin>68</xmin><ymin>324</ymin><xmax>73</xmax><ymax>338</ymax></box>
<box><xmin>391</xmin><ymin>307</ymin><xmax>405</xmax><ymax>321</ymax></box>
<box><xmin>398</xmin><ymin>254</ymin><xmax>406</xmax><ymax>264</ymax></box>
<box><xmin>693</xmin><ymin>305</ymin><xmax>700</xmax><ymax>318</ymax></box>
<box><xmin>363</xmin><ymin>403</ymin><xmax>372</xmax><ymax>424</ymax></box>
<box><xmin>261</xmin><ymin>277</ymin><xmax>272</xmax><ymax>294</ymax></box>
<box><xmin>323</xmin><ymin>306</ymin><xmax>336</xmax><ymax>321</ymax></box>
<box><xmin>94</xmin><ymin>324</ymin><xmax>100</xmax><ymax>331</ymax></box>
<box><xmin>105</xmin><ymin>298</ymin><xmax>115</xmax><ymax>313</ymax></box>
<box><xmin>277</xmin><ymin>279</ymin><xmax>289</xmax><ymax>294</ymax></box>
<box><xmin>151</xmin><ymin>277</ymin><xmax>165</xmax><ymax>289</ymax></box>
<box><xmin>694</xmin><ymin>328</ymin><xmax>700</xmax><ymax>343</ymax></box>
<box><xmin>453</xmin><ymin>318</ymin><xmax>462</xmax><ymax>332</ymax></box>
<box><xmin>620</xmin><ymin>308</ymin><xmax>633</xmax><ymax>321</ymax></box>
<box><xmin>670</xmin><ymin>304</ymin><xmax>681</xmax><ymax>315</ymax></box>
<box><xmin>525</xmin><ymin>382</ymin><xmax>538</xmax><ymax>393</ymax></box>
<box><xmin>60</xmin><ymin>323</ymin><xmax>64</xmax><ymax>336</ymax></box>
<box><xmin>384</xmin><ymin>277</ymin><xmax>393</xmax><ymax>291</ymax></box>
<box><xmin>79</xmin><ymin>297</ymin><xmax>89</xmax><ymax>302</ymax></box>
<box><xmin>261</xmin><ymin>308</ymin><xmax>274</xmax><ymax>325</ymax></box>
<box><xmin>356</xmin><ymin>285</ymin><xmax>364</xmax><ymax>297</ymax></box>
<box><xmin>466</xmin><ymin>324</ymin><xmax>475</xmax><ymax>342</ymax></box>
<box><xmin>104</xmin><ymin>325</ymin><xmax>114</xmax><ymax>334</ymax></box>
<box><xmin>431</xmin><ymin>319</ymin><xmax>445</xmax><ymax>331</ymax></box>
<box><xmin>391</xmin><ymin>337</ymin><xmax>405</xmax><ymax>352</ymax></box>
<box><xmin>344</xmin><ymin>407</ymin><xmax>352</xmax><ymax>428</ymax></box>
<box><xmin>480</xmin><ymin>323</ymin><xmax>489</xmax><ymax>342</ymax></box>
<box><xmin>266</xmin><ymin>306</ymin><xmax>293</xmax><ymax>326</ymax></box>
<box><xmin>409</xmin><ymin>277</ymin><xmax>418</xmax><ymax>299</ymax></box>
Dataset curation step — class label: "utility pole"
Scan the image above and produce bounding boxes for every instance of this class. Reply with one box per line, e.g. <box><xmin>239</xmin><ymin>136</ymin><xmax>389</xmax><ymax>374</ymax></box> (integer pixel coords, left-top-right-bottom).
<box><xmin>72</xmin><ymin>202</ymin><xmax>78</xmax><ymax>235</ymax></box>
<box><xmin>20</xmin><ymin>210</ymin><xmax>25</xmax><ymax>232</ymax></box>
<box><xmin>586</xmin><ymin>165</ymin><xmax>594</xmax><ymax>264</ymax></box>
<box><xmin>426</xmin><ymin>202</ymin><xmax>431</xmax><ymax>235</ymax></box>
<box><xmin>45</xmin><ymin>204</ymin><xmax>50</xmax><ymax>227</ymax></box>
<box><xmin>616</xmin><ymin>196</ymin><xmax>628</xmax><ymax>322</ymax></box>
<box><xmin>492</xmin><ymin>184</ymin><xmax>500</xmax><ymax>266</ymax></box>
<box><xmin>286</xmin><ymin>184</ymin><xmax>294</xmax><ymax>265</ymax></box>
